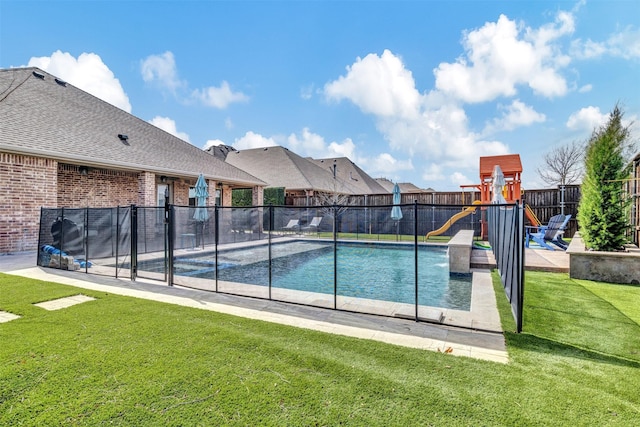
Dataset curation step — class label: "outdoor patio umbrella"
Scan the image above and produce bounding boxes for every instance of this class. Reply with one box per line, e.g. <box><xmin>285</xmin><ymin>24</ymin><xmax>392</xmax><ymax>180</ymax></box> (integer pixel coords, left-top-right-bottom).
<box><xmin>193</xmin><ymin>174</ymin><xmax>209</xmax><ymax>248</ymax></box>
<box><xmin>491</xmin><ymin>165</ymin><xmax>507</xmax><ymax>204</ymax></box>
<box><xmin>391</xmin><ymin>183</ymin><xmax>403</xmax><ymax>240</ymax></box>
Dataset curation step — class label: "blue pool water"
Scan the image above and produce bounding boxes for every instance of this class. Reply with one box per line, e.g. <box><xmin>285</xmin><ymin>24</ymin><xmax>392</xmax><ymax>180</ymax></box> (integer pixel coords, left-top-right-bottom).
<box><xmin>204</xmin><ymin>242</ymin><xmax>471</xmax><ymax>310</ymax></box>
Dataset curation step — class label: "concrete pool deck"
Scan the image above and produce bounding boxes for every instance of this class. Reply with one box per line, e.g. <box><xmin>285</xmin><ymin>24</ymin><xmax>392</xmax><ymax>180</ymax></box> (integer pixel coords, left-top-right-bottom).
<box><xmin>1</xmin><ymin>250</ymin><xmax>509</xmax><ymax>363</ymax></box>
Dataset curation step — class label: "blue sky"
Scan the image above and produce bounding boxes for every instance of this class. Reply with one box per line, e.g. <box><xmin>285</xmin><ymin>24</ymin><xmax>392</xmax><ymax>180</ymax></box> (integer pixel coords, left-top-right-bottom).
<box><xmin>1</xmin><ymin>0</ymin><xmax>639</xmax><ymax>191</ymax></box>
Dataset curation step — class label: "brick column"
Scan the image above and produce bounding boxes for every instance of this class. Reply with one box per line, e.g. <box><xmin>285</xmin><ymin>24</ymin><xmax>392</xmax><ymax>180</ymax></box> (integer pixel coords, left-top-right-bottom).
<box><xmin>137</xmin><ymin>172</ymin><xmax>156</xmax><ymax>206</ymax></box>
<box><xmin>252</xmin><ymin>186</ymin><xmax>264</xmax><ymax>206</ymax></box>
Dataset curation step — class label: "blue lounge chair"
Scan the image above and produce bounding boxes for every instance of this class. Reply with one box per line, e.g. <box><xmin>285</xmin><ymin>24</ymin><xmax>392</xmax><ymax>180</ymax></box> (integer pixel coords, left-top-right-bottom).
<box><xmin>526</xmin><ymin>214</ymin><xmax>571</xmax><ymax>250</ymax></box>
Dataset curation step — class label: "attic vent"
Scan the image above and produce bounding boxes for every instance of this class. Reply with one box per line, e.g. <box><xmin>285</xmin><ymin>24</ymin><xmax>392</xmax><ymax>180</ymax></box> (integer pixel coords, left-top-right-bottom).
<box><xmin>263</xmin><ymin>147</ymin><xmax>268</xmax><ymax>151</ymax></box>
<box><xmin>32</xmin><ymin>71</ymin><xmax>45</xmax><ymax>80</ymax></box>
<box><xmin>54</xmin><ymin>78</ymin><xmax>67</xmax><ymax>87</ymax></box>
<box><xmin>118</xmin><ymin>134</ymin><xmax>129</xmax><ymax>145</ymax></box>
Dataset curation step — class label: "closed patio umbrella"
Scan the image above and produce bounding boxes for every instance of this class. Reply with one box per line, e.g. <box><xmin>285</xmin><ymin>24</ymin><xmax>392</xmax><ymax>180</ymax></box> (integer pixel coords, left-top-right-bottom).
<box><xmin>193</xmin><ymin>174</ymin><xmax>209</xmax><ymax>248</ymax></box>
<box><xmin>391</xmin><ymin>183</ymin><xmax>403</xmax><ymax>240</ymax></box>
<box><xmin>491</xmin><ymin>165</ymin><xmax>507</xmax><ymax>204</ymax></box>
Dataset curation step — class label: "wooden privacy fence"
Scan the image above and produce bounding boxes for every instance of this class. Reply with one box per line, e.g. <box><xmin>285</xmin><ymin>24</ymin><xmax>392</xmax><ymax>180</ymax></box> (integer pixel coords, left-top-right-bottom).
<box><xmin>290</xmin><ymin>185</ymin><xmax>581</xmax><ymax>238</ymax></box>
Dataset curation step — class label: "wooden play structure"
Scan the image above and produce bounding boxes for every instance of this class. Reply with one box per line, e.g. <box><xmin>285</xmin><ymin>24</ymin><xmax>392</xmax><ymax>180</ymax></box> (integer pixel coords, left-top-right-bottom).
<box><xmin>426</xmin><ymin>154</ymin><xmax>540</xmax><ymax>240</ymax></box>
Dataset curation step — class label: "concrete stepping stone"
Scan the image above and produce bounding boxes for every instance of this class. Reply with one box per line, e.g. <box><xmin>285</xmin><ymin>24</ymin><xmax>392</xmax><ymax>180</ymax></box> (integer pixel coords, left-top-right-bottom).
<box><xmin>34</xmin><ymin>294</ymin><xmax>96</xmax><ymax>311</ymax></box>
<box><xmin>0</xmin><ymin>310</ymin><xmax>21</xmax><ymax>323</ymax></box>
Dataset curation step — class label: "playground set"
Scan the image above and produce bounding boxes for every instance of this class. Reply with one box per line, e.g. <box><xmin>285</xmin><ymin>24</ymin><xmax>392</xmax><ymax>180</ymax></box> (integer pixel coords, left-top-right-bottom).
<box><xmin>426</xmin><ymin>154</ymin><xmax>541</xmax><ymax>240</ymax></box>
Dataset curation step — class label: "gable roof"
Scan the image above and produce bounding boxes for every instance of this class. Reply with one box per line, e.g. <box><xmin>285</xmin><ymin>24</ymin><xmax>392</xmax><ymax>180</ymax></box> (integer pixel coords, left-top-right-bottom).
<box><xmin>479</xmin><ymin>154</ymin><xmax>522</xmax><ymax>179</ymax></box>
<box><xmin>223</xmin><ymin>146</ymin><xmax>359</xmax><ymax>193</ymax></box>
<box><xmin>309</xmin><ymin>157</ymin><xmax>389</xmax><ymax>194</ymax></box>
<box><xmin>0</xmin><ymin>67</ymin><xmax>264</xmax><ymax>186</ymax></box>
<box><xmin>375</xmin><ymin>178</ymin><xmax>432</xmax><ymax>193</ymax></box>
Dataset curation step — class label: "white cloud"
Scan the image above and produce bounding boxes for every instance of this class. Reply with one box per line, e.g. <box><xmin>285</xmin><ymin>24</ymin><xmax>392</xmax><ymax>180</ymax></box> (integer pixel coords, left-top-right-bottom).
<box><xmin>367</xmin><ymin>153</ymin><xmax>413</xmax><ymax>176</ymax></box>
<box><xmin>148</xmin><ymin>116</ymin><xmax>190</xmax><ymax>142</ymax></box>
<box><xmin>571</xmin><ymin>38</ymin><xmax>607</xmax><ymax>59</ymax></box>
<box><xmin>224</xmin><ymin>117</ymin><xmax>234</xmax><ymax>130</ymax></box>
<box><xmin>284</xmin><ymin>127</ymin><xmax>413</xmax><ymax>176</ymax></box>
<box><xmin>28</xmin><ymin>50</ymin><xmax>131</xmax><ymax>112</ymax></box>
<box><xmin>324</xmin><ymin>49</ymin><xmax>420</xmax><ymax>119</ymax></box>
<box><xmin>300</xmin><ymin>84</ymin><xmax>315</xmax><ymax>100</ymax></box>
<box><xmin>606</xmin><ymin>27</ymin><xmax>640</xmax><ymax>59</ymax></box>
<box><xmin>192</xmin><ymin>81</ymin><xmax>249</xmax><ymax>109</ymax></box>
<box><xmin>566</xmin><ymin>106</ymin><xmax>637</xmax><ymax>135</ymax></box>
<box><xmin>140</xmin><ymin>51</ymin><xmax>185</xmax><ymax>93</ymax></box>
<box><xmin>578</xmin><ymin>84</ymin><xmax>592</xmax><ymax>93</ymax></box>
<box><xmin>484</xmin><ymin>100</ymin><xmax>546</xmax><ymax>133</ymax></box>
<box><xmin>422</xmin><ymin>164</ymin><xmax>445</xmax><ymax>182</ymax></box>
<box><xmin>434</xmin><ymin>11</ymin><xmax>573</xmax><ymax>103</ymax></box>
<box><xmin>140</xmin><ymin>51</ymin><xmax>248</xmax><ymax>109</ymax></box>
<box><xmin>287</xmin><ymin>127</ymin><xmax>328</xmax><ymax>157</ymax></box>
<box><xmin>324</xmin><ymin>50</ymin><xmax>510</xmax><ymax>180</ymax></box>
<box><xmin>327</xmin><ymin>139</ymin><xmax>357</xmax><ymax>159</ymax></box>
<box><xmin>233</xmin><ymin>131</ymin><xmax>277</xmax><ymax>150</ymax></box>
<box><xmin>203</xmin><ymin>139</ymin><xmax>226</xmax><ymax>150</ymax></box>
<box><xmin>566</xmin><ymin>106</ymin><xmax>607</xmax><ymax>132</ymax></box>
<box><xmin>572</xmin><ymin>26</ymin><xmax>640</xmax><ymax>60</ymax></box>
<box><xmin>450</xmin><ymin>172</ymin><xmax>471</xmax><ymax>187</ymax></box>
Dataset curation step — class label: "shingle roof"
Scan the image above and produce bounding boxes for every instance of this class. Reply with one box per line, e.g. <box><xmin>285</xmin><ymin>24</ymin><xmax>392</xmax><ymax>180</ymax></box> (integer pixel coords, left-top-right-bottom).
<box><xmin>375</xmin><ymin>178</ymin><xmax>432</xmax><ymax>193</ymax></box>
<box><xmin>479</xmin><ymin>154</ymin><xmax>522</xmax><ymax>178</ymax></box>
<box><xmin>223</xmin><ymin>146</ymin><xmax>359</xmax><ymax>194</ymax></box>
<box><xmin>0</xmin><ymin>67</ymin><xmax>265</xmax><ymax>186</ymax></box>
<box><xmin>309</xmin><ymin>157</ymin><xmax>389</xmax><ymax>194</ymax></box>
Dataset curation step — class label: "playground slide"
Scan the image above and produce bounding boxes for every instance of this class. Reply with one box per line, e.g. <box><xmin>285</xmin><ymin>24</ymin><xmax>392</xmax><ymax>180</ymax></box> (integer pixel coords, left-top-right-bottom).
<box><xmin>426</xmin><ymin>200</ymin><xmax>482</xmax><ymax>240</ymax></box>
<box><xmin>524</xmin><ymin>204</ymin><xmax>541</xmax><ymax>226</ymax></box>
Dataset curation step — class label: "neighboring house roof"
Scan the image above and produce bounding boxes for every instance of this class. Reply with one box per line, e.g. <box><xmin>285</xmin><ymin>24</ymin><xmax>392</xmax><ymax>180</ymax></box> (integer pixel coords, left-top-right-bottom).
<box><xmin>223</xmin><ymin>146</ymin><xmax>359</xmax><ymax>194</ymax></box>
<box><xmin>309</xmin><ymin>157</ymin><xmax>389</xmax><ymax>194</ymax></box>
<box><xmin>375</xmin><ymin>178</ymin><xmax>433</xmax><ymax>193</ymax></box>
<box><xmin>0</xmin><ymin>67</ymin><xmax>265</xmax><ymax>186</ymax></box>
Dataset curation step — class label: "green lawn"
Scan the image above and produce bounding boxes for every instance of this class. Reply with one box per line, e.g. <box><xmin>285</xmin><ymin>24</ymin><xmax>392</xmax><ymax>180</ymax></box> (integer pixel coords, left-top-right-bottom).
<box><xmin>1</xmin><ymin>271</ymin><xmax>639</xmax><ymax>426</ymax></box>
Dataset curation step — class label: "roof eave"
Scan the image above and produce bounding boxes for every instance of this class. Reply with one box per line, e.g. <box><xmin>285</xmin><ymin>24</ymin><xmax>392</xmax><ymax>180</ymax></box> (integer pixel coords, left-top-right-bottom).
<box><xmin>0</xmin><ymin>145</ymin><xmax>266</xmax><ymax>187</ymax></box>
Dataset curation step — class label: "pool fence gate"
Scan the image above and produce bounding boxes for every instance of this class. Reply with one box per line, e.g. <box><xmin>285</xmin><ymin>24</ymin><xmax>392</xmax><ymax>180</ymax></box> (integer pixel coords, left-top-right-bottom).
<box><xmin>37</xmin><ymin>202</ymin><xmax>524</xmax><ymax>331</ymax></box>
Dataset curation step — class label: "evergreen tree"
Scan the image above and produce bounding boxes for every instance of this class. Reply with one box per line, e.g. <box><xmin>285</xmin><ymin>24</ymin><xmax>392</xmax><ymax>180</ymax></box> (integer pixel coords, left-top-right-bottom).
<box><xmin>577</xmin><ymin>105</ymin><xmax>633</xmax><ymax>251</ymax></box>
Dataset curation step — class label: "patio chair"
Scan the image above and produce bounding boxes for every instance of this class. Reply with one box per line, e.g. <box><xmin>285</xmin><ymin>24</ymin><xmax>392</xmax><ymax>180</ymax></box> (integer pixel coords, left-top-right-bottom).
<box><xmin>302</xmin><ymin>217</ymin><xmax>322</xmax><ymax>234</ymax></box>
<box><xmin>526</xmin><ymin>214</ymin><xmax>571</xmax><ymax>250</ymax></box>
<box><xmin>282</xmin><ymin>219</ymin><xmax>299</xmax><ymax>234</ymax></box>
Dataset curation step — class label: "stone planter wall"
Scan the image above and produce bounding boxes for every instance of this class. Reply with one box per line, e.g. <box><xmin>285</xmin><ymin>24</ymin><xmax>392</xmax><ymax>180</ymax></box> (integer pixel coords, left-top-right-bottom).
<box><xmin>567</xmin><ymin>232</ymin><xmax>640</xmax><ymax>284</ymax></box>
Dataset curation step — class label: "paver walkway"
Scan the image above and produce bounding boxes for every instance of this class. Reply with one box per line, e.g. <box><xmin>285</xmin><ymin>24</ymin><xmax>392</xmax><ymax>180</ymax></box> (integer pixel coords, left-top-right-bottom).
<box><xmin>0</xmin><ymin>311</ymin><xmax>21</xmax><ymax>323</ymax></box>
<box><xmin>34</xmin><ymin>294</ymin><xmax>96</xmax><ymax>311</ymax></box>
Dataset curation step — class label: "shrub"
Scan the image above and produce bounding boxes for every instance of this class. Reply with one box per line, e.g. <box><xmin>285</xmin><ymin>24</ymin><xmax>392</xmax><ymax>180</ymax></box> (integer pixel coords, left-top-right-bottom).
<box><xmin>577</xmin><ymin>105</ymin><xmax>634</xmax><ymax>251</ymax></box>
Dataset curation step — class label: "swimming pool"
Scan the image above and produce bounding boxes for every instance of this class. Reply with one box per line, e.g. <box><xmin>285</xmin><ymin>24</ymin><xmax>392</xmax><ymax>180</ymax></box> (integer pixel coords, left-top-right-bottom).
<box><xmin>162</xmin><ymin>241</ymin><xmax>471</xmax><ymax>310</ymax></box>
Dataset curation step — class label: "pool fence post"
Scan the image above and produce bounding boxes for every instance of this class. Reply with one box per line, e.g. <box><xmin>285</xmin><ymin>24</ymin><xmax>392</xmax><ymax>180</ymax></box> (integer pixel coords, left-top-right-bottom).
<box><xmin>333</xmin><ymin>203</ymin><xmax>337</xmax><ymax>310</ymax></box>
<box><xmin>268</xmin><ymin>204</ymin><xmax>273</xmax><ymax>300</ymax></box>
<box><xmin>129</xmin><ymin>205</ymin><xmax>137</xmax><ymax>281</ymax></box>
<box><xmin>167</xmin><ymin>205</ymin><xmax>174</xmax><ymax>286</ymax></box>
<box><xmin>83</xmin><ymin>207</ymin><xmax>89</xmax><ymax>274</ymax></box>
<box><xmin>414</xmin><ymin>200</ymin><xmax>419</xmax><ymax>321</ymax></box>
<box><xmin>214</xmin><ymin>205</ymin><xmax>219</xmax><ymax>293</ymax></box>
<box><xmin>517</xmin><ymin>201</ymin><xmax>525</xmax><ymax>333</ymax></box>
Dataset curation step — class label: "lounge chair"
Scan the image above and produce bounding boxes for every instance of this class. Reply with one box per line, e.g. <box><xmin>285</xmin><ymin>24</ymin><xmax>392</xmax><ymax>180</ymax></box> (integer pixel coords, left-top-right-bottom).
<box><xmin>282</xmin><ymin>219</ymin><xmax>299</xmax><ymax>234</ymax></box>
<box><xmin>302</xmin><ymin>217</ymin><xmax>322</xmax><ymax>234</ymax></box>
<box><xmin>526</xmin><ymin>214</ymin><xmax>571</xmax><ymax>250</ymax></box>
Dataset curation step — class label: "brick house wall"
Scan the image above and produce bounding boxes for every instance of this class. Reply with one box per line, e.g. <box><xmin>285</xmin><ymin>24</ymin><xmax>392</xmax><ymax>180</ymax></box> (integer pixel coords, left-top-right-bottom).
<box><xmin>0</xmin><ymin>153</ymin><xmax>57</xmax><ymax>253</ymax></box>
<box><xmin>57</xmin><ymin>164</ymin><xmax>140</xmax><ymax>207</ymax></box>
<box><xmin>0</xmin><ymin>158</ymin><xmax>170</xmax><ymax>254</ymax></box>
<box><xmin>1</xmin><ymin>153</ymin><xmax>262</xmax><ymax>254</ymax></box>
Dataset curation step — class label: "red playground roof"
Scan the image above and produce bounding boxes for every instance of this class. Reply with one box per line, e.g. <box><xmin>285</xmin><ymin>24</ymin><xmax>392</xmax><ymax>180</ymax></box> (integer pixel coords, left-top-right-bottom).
<box><xmin>479</xmin><ymin>154</ymin><xmax>522</xmax><ymax>177</ymax></box>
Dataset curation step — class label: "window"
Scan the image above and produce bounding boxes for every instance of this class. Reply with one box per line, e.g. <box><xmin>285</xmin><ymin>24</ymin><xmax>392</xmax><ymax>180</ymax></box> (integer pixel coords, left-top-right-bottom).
<box><xmin>188</xmin><ymin>187</ymin><xmax>196</xmax><ymax>207</ymax></box>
